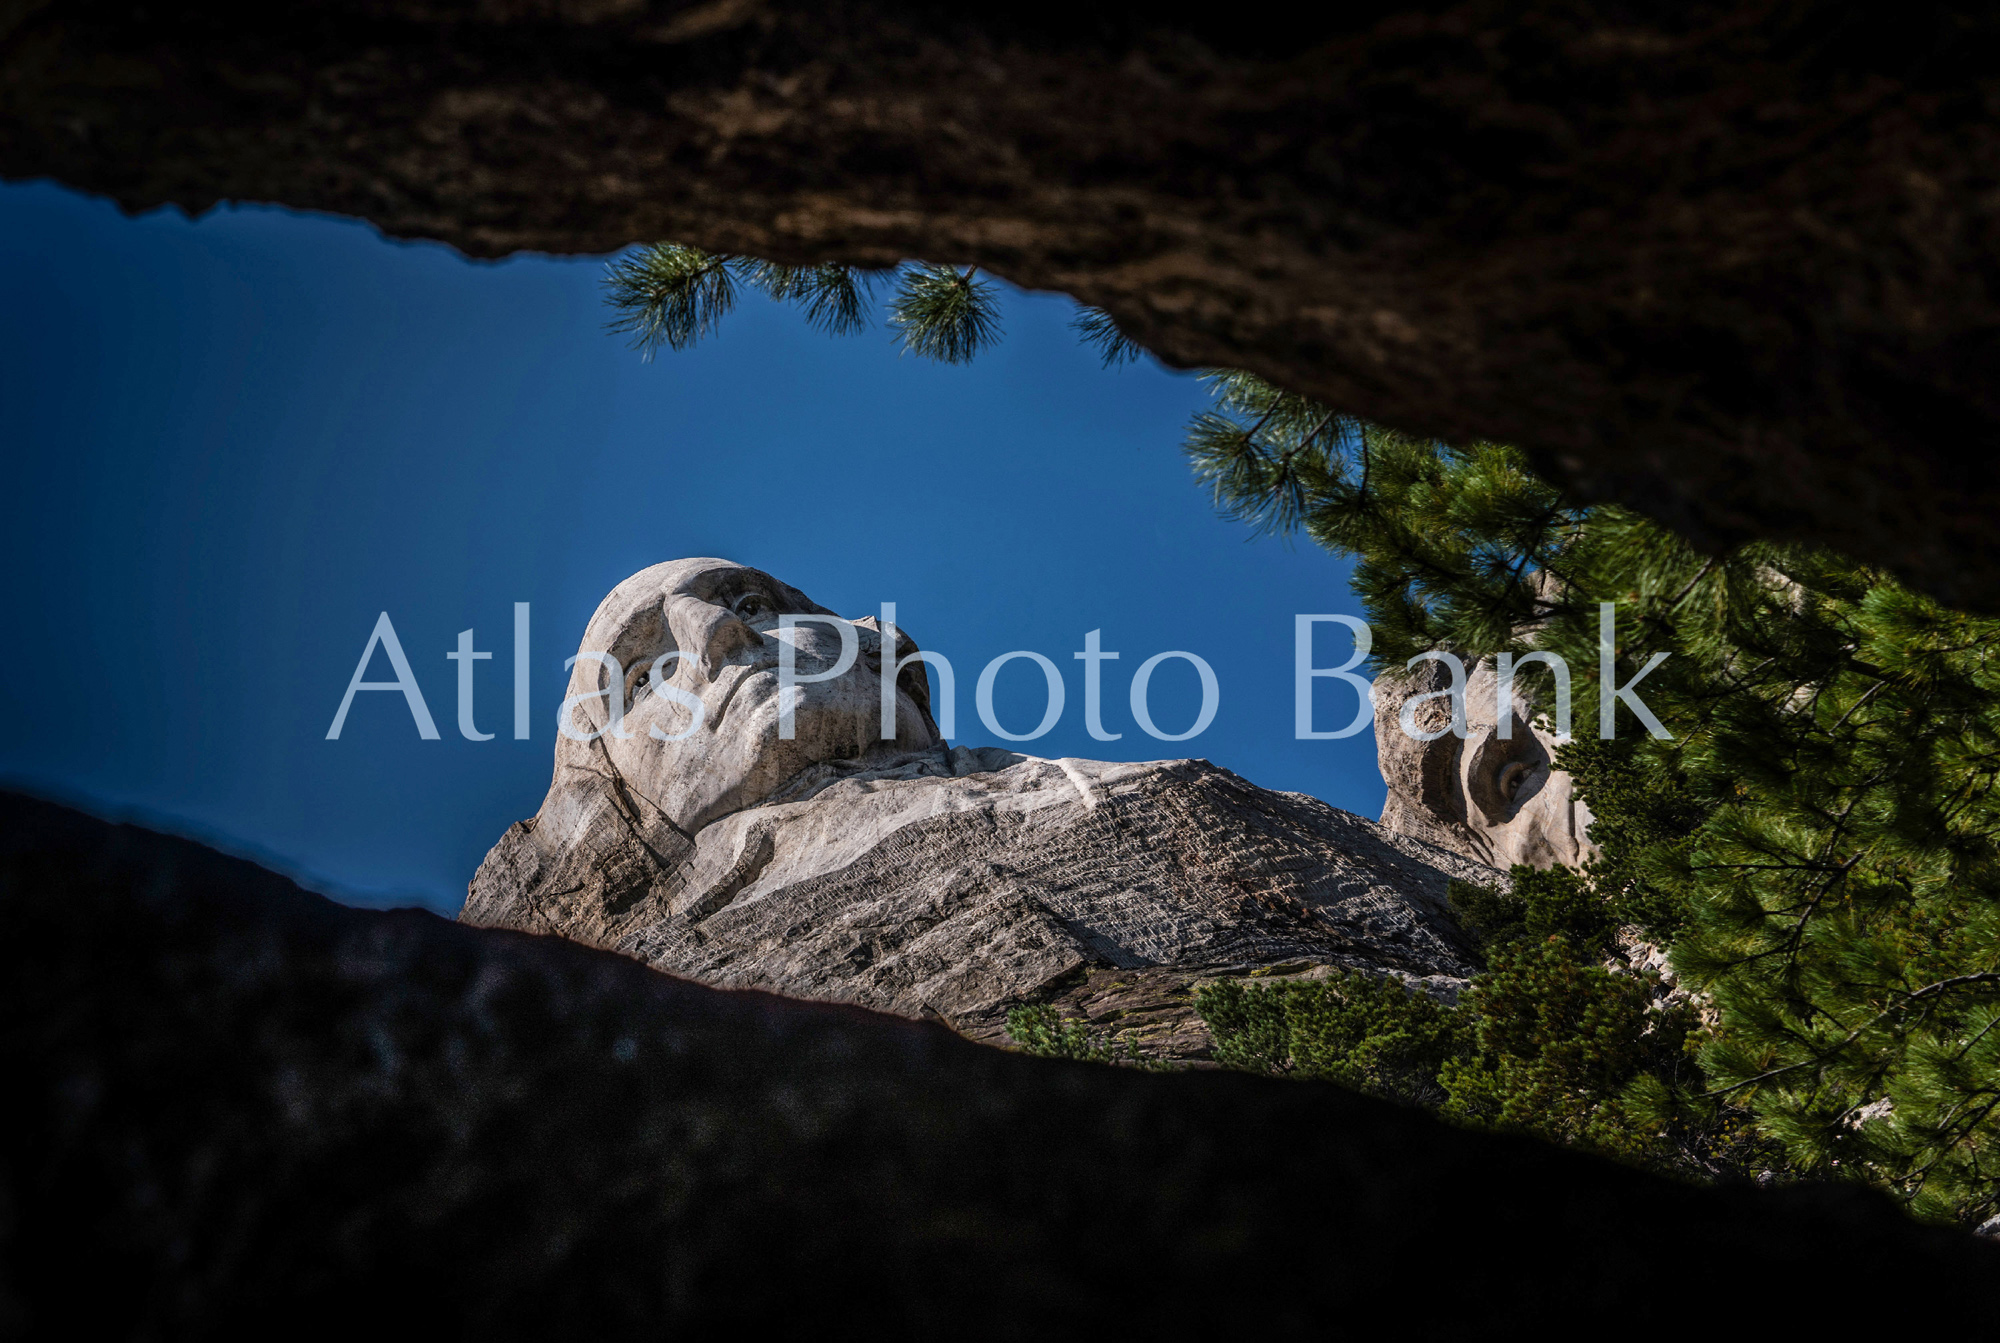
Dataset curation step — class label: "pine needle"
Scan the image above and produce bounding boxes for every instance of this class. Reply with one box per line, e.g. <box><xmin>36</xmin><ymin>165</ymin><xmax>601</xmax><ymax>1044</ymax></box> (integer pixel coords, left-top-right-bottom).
<box><xmin>744</xmin><ymin>261</ymin><xmax>877</xmax><ymax>337</ymax></box>
<box><xmin>888</xmin><ymin>264</ymin><xmax>1003</xmax><ymax>363</ymax></box>
<box><xmin>602</xmin><ymin>243</ymin><xmax>740</xmax><ymax>358</ymax></box>
<box><xmin>1070</xmin><ymin>306</ymin><xmax>1144</xmax><ymax>367</ymax></box>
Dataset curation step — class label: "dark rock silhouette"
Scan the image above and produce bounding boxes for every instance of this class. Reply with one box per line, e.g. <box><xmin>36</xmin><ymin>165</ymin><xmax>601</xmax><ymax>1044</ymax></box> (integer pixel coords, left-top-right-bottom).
<box><xmin>4</xmin><ymin>790</ymin><xmax>1996</xmax><ymax>1332</ymax></box>
<box><xmin>4</xmin><ymin>3</ymin><xmax>1998</xmax><ymax>605</ymax></box>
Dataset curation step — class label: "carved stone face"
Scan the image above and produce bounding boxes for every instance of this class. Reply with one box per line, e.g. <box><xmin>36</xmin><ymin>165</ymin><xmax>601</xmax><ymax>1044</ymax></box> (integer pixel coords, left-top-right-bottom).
<box><xmin>1375</xmin><ymin>655</ymin><xmax>1597</xmax><ymax>872</ymax></box>
<box><xmin>556</xmin><ymin>558</ymin><xmax>940</xmax><ymax>833</ymax></box>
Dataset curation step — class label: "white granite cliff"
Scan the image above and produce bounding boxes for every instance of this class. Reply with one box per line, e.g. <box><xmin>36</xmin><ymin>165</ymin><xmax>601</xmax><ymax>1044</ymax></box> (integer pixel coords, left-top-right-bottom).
<box><xmin>462</xmin><ymin>558</ymin><xmax>1505</xmax><ymax>1058</ymax></box>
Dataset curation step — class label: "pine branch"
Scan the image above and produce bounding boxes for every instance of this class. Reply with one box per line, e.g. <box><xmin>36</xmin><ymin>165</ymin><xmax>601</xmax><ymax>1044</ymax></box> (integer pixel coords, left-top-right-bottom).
<box><xmin>889</xmin><ymin>264</ymin><xmax>1003</xmax><ymax>363</ymax></box>
<box><xmin>1070</xmin><ymin>306</ymin><xmax>1144</xmax><ymax>367</ymax></box>
<box><xmin>602</xmin><ymin>243</ymin><xmax>740</xmax><ymax>357</ymax></box>
<box><xmin>743</xmin><ymin>261</ymin><xmax>877</xmax><ymax>337</ymax></box>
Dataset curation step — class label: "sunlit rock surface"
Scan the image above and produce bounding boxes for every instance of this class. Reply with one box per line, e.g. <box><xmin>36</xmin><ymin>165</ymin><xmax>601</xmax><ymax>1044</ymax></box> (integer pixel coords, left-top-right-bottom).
<box><xmin>1373</xmin><ymin>654</ymin><xmax>1598</xmax><ymax>873</ymax></box>
<box><xmin>469</xmin><ymin>746</ymin><xmax>1500</xmax><ymax>1057</ymax></box>
<box><xmin>463</xmin><ymin>558</ymin><xmax>1496</xmax><ymax>1058</ymax></box>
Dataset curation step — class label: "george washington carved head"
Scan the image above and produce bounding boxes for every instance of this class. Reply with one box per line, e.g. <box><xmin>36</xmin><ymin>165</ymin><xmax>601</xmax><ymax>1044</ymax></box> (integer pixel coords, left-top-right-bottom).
<box><xmin>552</xmin><ymin>558</ymin><xmax>940</xmax><ymax>835</ymax></box>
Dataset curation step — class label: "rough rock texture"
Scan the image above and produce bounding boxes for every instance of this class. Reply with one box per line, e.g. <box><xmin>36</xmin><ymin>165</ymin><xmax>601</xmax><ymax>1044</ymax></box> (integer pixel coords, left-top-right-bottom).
<box><xmin>5</xmin><ymin>4</ymin><xmax>2000</xmax><ymax>606</ymax></box>
<box><xmin>464</xmin><ymin>556</ymin><xmax>1499</xmax><ymax>1058</ymax></box>
<box><xmin>1374</xmin><ymin>654</ymin><xmax>1597</xmax><ymax>872</ymax></box>
<box><xmin>8</xmin><ymin>790</ymin><xmax>1999</xmax><ymax>1332</ymax></box>
<box><xmin>468</xmin><ymin>747</ymin><xmax>1499</xmax><ymax>1059</ymax></box>
<box><xmin>534</xmin><ymin>557</ymin><xmax>947</xmax><ymax>841</ymax></box>
<box><xmin>1610</xmin><ymin>922</ymin><xmax>1710</xmax><ymax>1029</ymax></box>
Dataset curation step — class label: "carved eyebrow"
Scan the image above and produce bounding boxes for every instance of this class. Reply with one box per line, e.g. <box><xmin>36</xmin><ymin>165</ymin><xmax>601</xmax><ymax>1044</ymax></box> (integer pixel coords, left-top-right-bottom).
<box><xmin>687</xmin><ymin>569</ymin><xmax>813</xmax><ymax>616</ymax></box>
<box><xmin>728</xmin><ymin>586</ymin><xmax>795</xmax><ymax>616</ymax></box>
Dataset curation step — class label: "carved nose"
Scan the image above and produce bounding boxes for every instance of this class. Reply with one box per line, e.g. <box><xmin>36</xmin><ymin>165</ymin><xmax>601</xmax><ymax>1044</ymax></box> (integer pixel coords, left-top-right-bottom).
<box><xmin>700</xmin><ymin>616</ymin><xmax>761</xmax><ymax>680</ymax></box>
<box><xmin>666</xmin><ymin>595</ymin><xmax>762</xmax><ymax>682</ymax></box>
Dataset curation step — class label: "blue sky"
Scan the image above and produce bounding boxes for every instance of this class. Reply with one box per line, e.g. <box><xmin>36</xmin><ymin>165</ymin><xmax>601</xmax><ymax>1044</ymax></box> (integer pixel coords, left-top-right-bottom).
<box><xmin>0</xmin><ymin>179</ymin><xmax>1383</xmax><ymax>913</ymax></box>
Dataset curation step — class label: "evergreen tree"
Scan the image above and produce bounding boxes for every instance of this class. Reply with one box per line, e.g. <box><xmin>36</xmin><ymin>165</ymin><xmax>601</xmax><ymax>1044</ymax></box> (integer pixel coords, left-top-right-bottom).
<box><xmin>1194</xmin><ymin>870</ymin><xmax>1770</xmax><ymax>1179</ymax></box>
<box><xmin>1187</xmin><ymin>372</ymin><xmax>2000</xmax><ymax>1224</ymax></box>
<box><xmin>1003</xmin><ymin>1003</ymin><xmax>1167</xmax><ymax>1070</ymax></box>
<box><xmin>602</xmin><ymin>248</ymin><xmax>2000</xmax><ymax>1222</ymax></box>
<box><xmin>601</xmin><ymin>242</ymin><xmax>1142</xmax><ymax>367</ymax></box>
<box><xmin>1193</xmin><ymin>972</ymin><xmax>1465</xmax><ymax>1107</ymax></box>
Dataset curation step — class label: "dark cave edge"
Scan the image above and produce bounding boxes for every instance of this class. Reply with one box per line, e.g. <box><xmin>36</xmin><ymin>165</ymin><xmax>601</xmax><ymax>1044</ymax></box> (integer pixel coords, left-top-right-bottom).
<box><xmin>2</xmin><ymin>788</ymin><xmax>1995</xmax><ymax>1332</ymax></box>
<box><xmin>5</xmin><ymin>3</ymin><xmax>2000</xmax><ymax>606</ymax></box>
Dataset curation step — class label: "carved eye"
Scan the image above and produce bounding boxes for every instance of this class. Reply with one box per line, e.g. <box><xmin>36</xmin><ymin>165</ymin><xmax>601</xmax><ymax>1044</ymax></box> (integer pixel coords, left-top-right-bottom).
<box><xmin>1466</xmin><ymin>721</ymin><xmax>1550</xmax><ymax>823</ymax></box>
<box><xmin>734</xmin><ymin>593</ymin><xmax>771</xmax><ymax>620</ymax></box>
<box><xmin>625</xmin><ymin>666</ymin><xmax>651</xmax><ymax>711</ymax></box>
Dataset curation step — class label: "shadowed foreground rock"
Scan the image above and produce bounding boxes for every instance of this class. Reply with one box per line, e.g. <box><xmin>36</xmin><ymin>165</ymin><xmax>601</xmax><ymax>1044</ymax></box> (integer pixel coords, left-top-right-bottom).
<box><xmin>4</xmin><ymin>791</ymin><xmax>1996</xmax><ymax>1333</ymax></box>
<box><xmin>4</xmin><ymin>3</ymin><xmax>2000</xmax><ymax>605</ymax></box>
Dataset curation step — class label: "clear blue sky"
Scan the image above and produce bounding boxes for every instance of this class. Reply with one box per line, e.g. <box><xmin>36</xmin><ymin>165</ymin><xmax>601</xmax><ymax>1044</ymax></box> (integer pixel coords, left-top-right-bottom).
<box><xmin>0</xmin><ymin>179</ymin><xmax>1384</xmax><ymax>913</ymax></box>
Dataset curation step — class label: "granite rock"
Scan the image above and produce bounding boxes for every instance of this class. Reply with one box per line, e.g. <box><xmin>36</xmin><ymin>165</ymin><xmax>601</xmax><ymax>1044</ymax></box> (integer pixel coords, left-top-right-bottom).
<box><xmin>1373</xmin><ymin>653</ymin><xmax>1598</xmax><ymax>873</ymax></box>
<box><xmin>464</xmin><ymin>557</ymin><xmax>1498</xmax><ymax>1057</ymax></box>
<box><xmin>470</xmin><ymin>746</ymin><xmax>1499</xmax><ymax>1058</ymax></box>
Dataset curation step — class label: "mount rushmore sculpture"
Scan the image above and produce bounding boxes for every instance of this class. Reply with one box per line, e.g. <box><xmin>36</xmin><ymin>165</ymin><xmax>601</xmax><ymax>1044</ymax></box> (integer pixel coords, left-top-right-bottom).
<box><xmin>462</xmin><ymin>558</ymin><xmax>1590</xmax><ymax>1057</ymax></box>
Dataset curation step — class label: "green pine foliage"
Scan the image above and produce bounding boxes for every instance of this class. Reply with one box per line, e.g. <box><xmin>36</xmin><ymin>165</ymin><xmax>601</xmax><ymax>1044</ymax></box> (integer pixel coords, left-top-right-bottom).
<box><xmin>1551</xmin><ymin>735</ymin><xmax>1706</xmax><ymax>940</ymax></box>
<box><xmin>1193</xmin><ymin>973</ymin><xmax>1465</xmax><ymax>1105</ymax></box>
<box><xmin>1003</xmin><ymin>1003</ymin><xmax>1167</xmax><ymax>1070</ymax></box>
<box><xmin>605</xmin><ymin>245</ymin><xmax>1161</xmax><ymax>371</ymax></box>
<box><xmin>1195</xmin><ymin>872</ymin><xmax>1760</xmax><ymax>1176</ymax></box>
<box><xmin>885</xmin><ymin>263</ymin><xmax>1002</xmax><ymax>363</ymax></box>
<box><xmin>1437</xmin><ymin>871</ymin><xmax>1761</xmax><ymax>1172</ymax></box>
<box><xmin>601</xmin><ymin>245</ymin><xmax>882</xmax><ymax>355</ymax></box>
<box><xmin>1438</xmin><ymin>936</ymin><xmax>1679</xmax><ymax>1162</ymax></box>
<box><xmin>602</xmin><ymin>243</ymin><xmax>744</xmax><ymax>357</ymax></box>
<box><xmin>1189</xmin><ymin>371</ymin><xmax>2000</xmax><ymax>1223</ymax></box>
<box><xmin>604</xmin><ymin>244</ymin><xmax>1012</xmax><ymax>363</ymax></box>
<box><xmin>1456</xmin><ymin>867</ymin><xmax>1615</xmax><ymax>952</ymax></box>
<box><xmin>1069</xmin><ymin>306</ymin><xmax>1144</xmax><ymax>367</ymax></box>
<box><xmin>1672</xmin><ymin>578</ymin><xmax>2000</xmax><ymax>1223</ymax></box>
<box><xmin>742</xmin><ymin>259</ymin><xmax>878</xmax><ymax>337</ymax></box>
